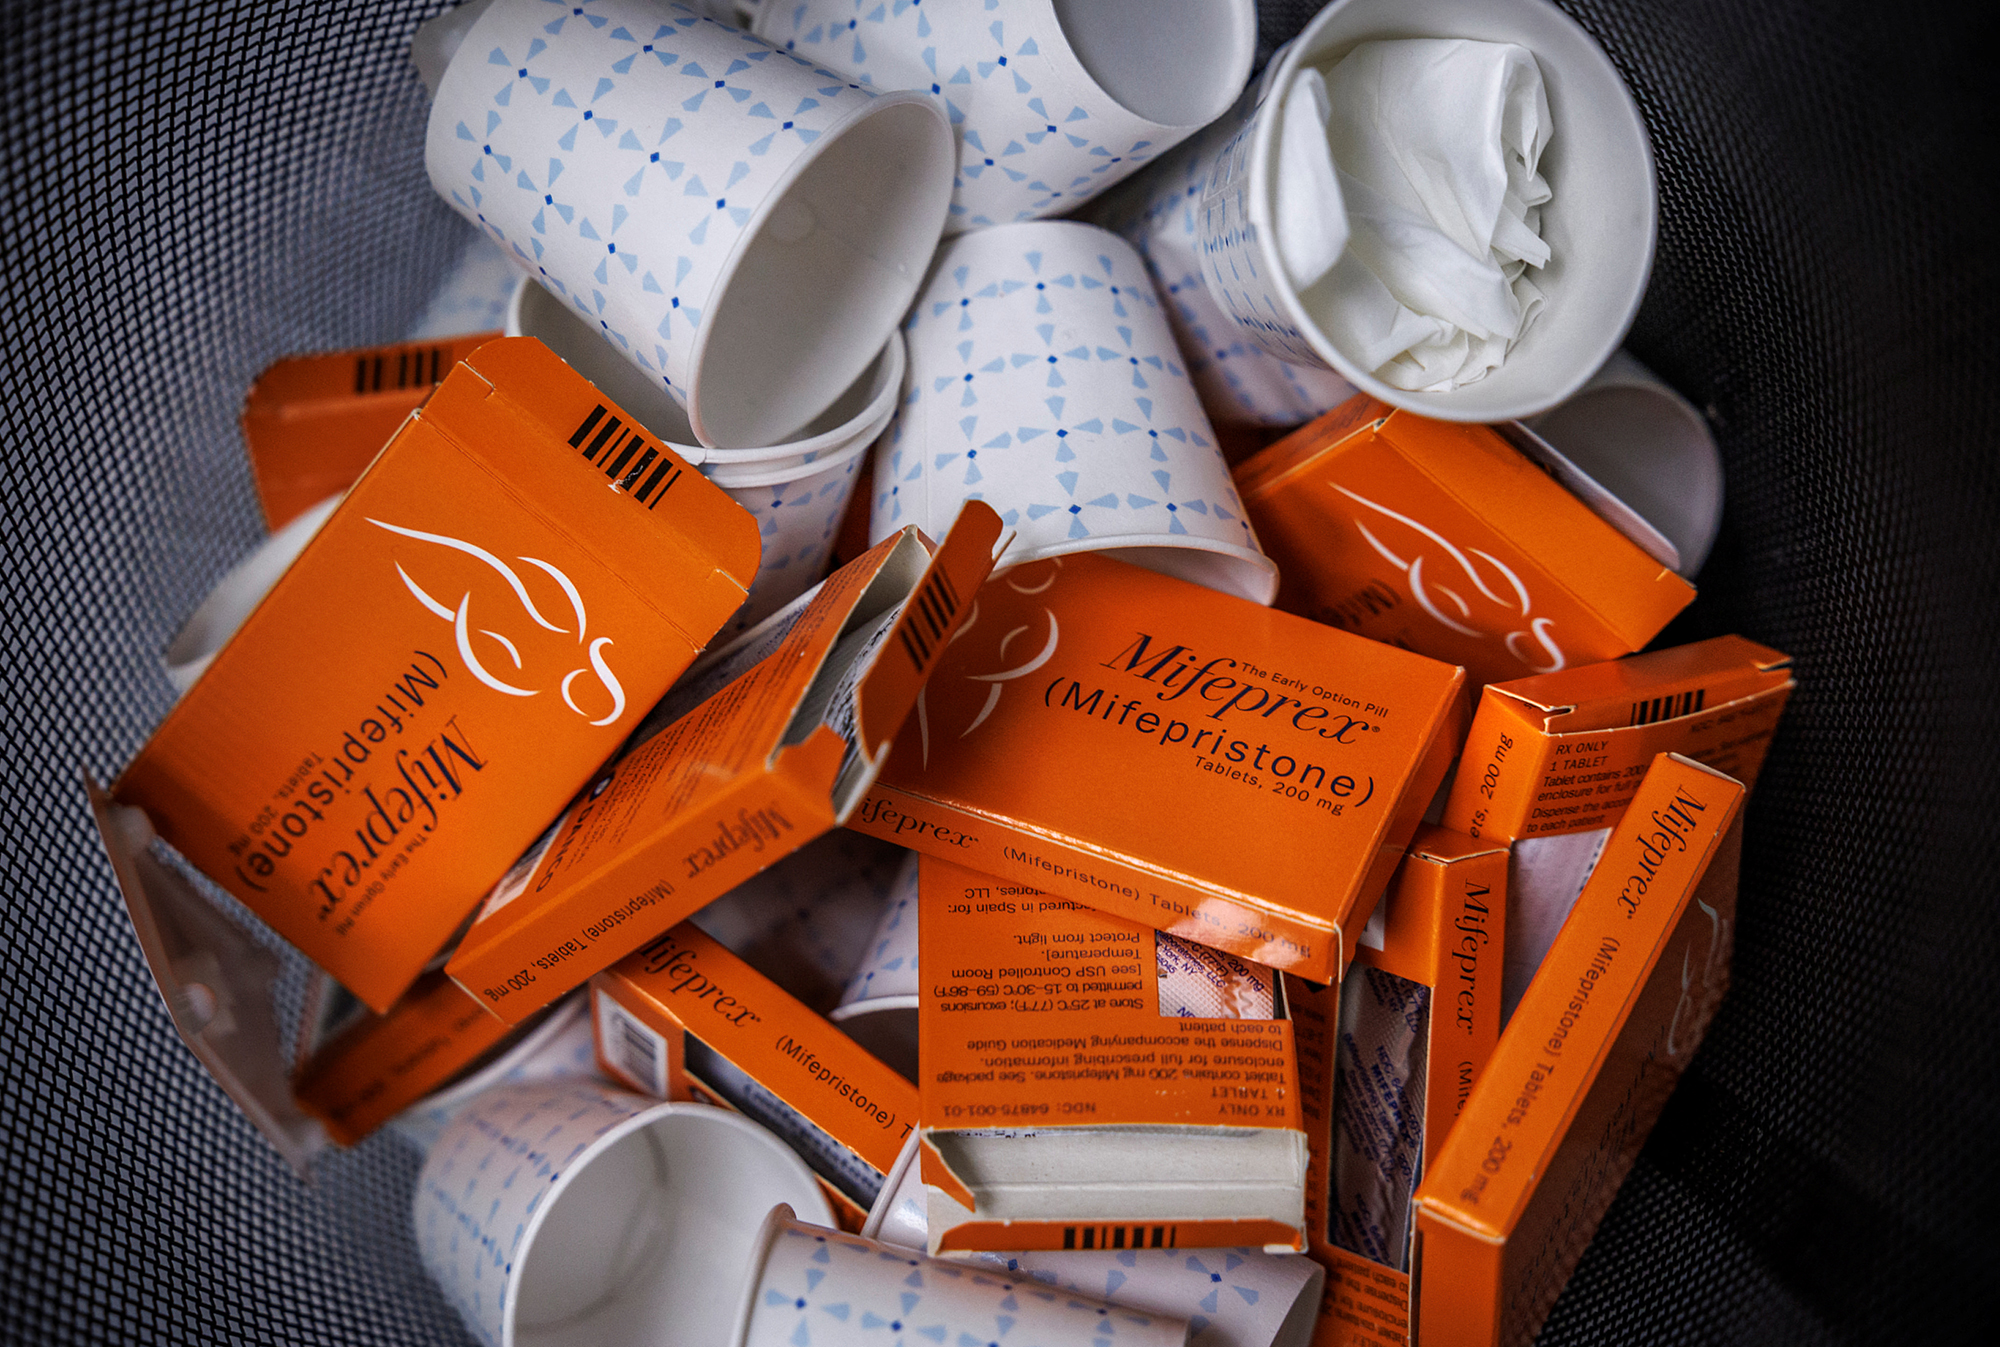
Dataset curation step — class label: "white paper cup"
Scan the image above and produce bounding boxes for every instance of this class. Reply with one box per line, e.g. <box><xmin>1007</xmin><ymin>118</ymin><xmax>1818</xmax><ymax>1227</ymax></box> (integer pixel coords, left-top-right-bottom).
<box><xmin>506</xmin><ymin>273</ymin><xmax>890</xmax><ymax>633</ymax></box>
<box><xmin>414</xmin><ymin>1081</ymin><xmax>833</xmax><ymax>1347</ymax></box>
<box><xmin>504</xmin><ymin>275</ymin><xmax>904</xmax><ymax>473</ymax></box>
<box><xmin>389</xmin><ymin>993</ymin><xmax>602</xmax><ymax>1153</ymax></box>
<box><xmin>163</xmin><ymin>494</ymin><xmax>340</xmax><ymax>696</ymax></box>
<box><xmin>1089</xmin><ymin>82</ymin><xmax>1358</xmax><ymax>429</ymax></box>
<box><xmin>705</xmin><ymin>434</ymin><xmax>873</xmax><ymax>634</ymax></box>
<box><xmin>733</xmin><ymin>1206</ymin><xmax>1192</xmax><ymax>1347</ymax></box>
<box><xmin>871</xmin><ymin>220</ymin><xmax>1277</xmax><ymax>604</ymax></box>
<box><xmin>1194</xmin><ymin>0</ymin><xmax>1657</xmax><ymax>422</ymax></box>
<box><xmin>828</xmin><ymin>850</ymin><xmax>919</xmax><ymax>1080</ymax></box>
<box><xmin>973</xmin><ymin>1248</ymin><xmax>1324</xmax><ymax>1347</ymax></box>
<box><xmin>426</xmin><ymin>0</ymin><xmax>953</xmax><ymax>447</ymax></box>
<box><xmin>690</xmin><ymin>831</ymin><xmax>914</xmax><ymax>1012</ymax></box>
<box><xmin>1526</xmin><ymin>350</ymin><xmax>1723</xmax><ymax>577</ymax></box>
<box><xmin>754</xmin><ymin>0</ymin><xmax>1256</xmax><ymax>234</ymax></box>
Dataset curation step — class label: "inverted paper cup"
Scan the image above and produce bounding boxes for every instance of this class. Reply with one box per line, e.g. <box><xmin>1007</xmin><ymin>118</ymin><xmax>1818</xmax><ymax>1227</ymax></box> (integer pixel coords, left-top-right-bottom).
<box><xmin>871</xmin><ymin>220</ymin><xmax>1277</xmax><ymax>604</ymax></box>
<box><xmin>164</xmin><ymin>494</ymin><xmax>340</xmax><ymax>695</ymax></box>
<box><xmin>415</xmin><ymin>1081</ymin><xmax>833</xmax><ymax>1347</ymax></box>
<box><xmin>1526</xmin><ymin>350</ymin><xmax>1723</xmax><ymax>577</ymax></box>
<box><xmin>734</xmin><ymin>1206</ymin><xmax>1192</xmax><ymax>1347</ymax></box>
<box><xmin>690</xmin><ymin>831</ymin><xmax>913</xmax><ymax>1013</ymax></box>
<box><xmin>754</xmin><ymin>0</ymin><xmax>1256</xmax><ymax>234</ymax></box>
<box><xmin>1090</xmin><ymin>83</ymin><xmax>1357</xmax><ymax>429</ymax></box>
<box><xmin>506</xmin><ymin>275</ymin><xmax>893</xmax><ymax>632</ymax></box>
<box><xmin>974</xmin><ymin>1248</ymin><xmax>1324</xmax><ymax>1347</ymax></box>
<box><xmin>829</xmin><ymin>850</ymin><xmax>919</xmax><ymax>1080</ymax></box>
<box><xmin>505</xmin><ymin>275</ymin><xmax>904</xmax><ymax>472</ymax></box>
<box><xmin>426</xmin><ymin>0</ymin><xmax>952</xmax><ymax>447</ymax></box>
<box><xmin>389</xmin><ymin>993</ymin><xmax>601</xmax><ymax>1153</ymax></box>
<box><xmin>706</xmin><ymin>435</ymin><xmax>873</xmax><ymax>634</ymax></box>
<box><xmin>1196</xmin><ymin>0</ymin><xmax>1657</xmax><ymax>422</ymax></box>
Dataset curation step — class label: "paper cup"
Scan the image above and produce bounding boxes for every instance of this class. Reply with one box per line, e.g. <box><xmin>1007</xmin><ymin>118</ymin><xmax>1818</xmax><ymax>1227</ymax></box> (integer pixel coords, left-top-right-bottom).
<box><xmin>425</xmin><ymin>0</ymin><xmax>953</xmax><ymax>447</ymax></box>
<box><xmin>828</xmin><ymin>850</ymin><xmax>919</xmax><ymax>1081</ymax></box>
<box><xmin>754</xmin><ymin>0</ymin><xmax>1256</xmax><ymax>234</ymax></box>
<box><xmin>1089</xmin><ymin>82</ymin><xmax>1357</xmax><ymax>429</ymax></box>
<box><xmin>1526</xmin><ymin>350</ymin><xmax>1723</xmax><ymax>577</ymax></box>
<box><xmin>734</xmin><ymin>1206</ymin><xmax>1192</xmax><ymax>1347</ymax></box>
<box><xmin>706</xmin><ymin>436</ymin><xmax>873</xmax><ymax>634</ymax></box>
<box><xmin>504</xmin><ymin>275</ymin><xmax>904</xmax><ymax>472</ymax></box>
<box><xmin>690</xmin><ymin>831</ymin><xmax>913</xmax><ymax>1013</ymax></box>
<box><xmin>415</xmin><ymin>1081</ymin><xmax>834</xmax><ymax>1347</ymax></box>
<box><xmin>871</xmin><ymin>220</ymin><xmax>1277</xmax><ymax>604</ymax></box>
<box><xmin>163</xmin><ymin>494</ymin><xmax>340</xmax><ymax>695</ymax></box>
<box><xmin>1194</xmin><ymin>0</ymin><xmax>1657</xmax><ymax>422</ymax></box>
<box><xmin>973</xmin><ymin>1248</ymin><xmax>1324</xmax><ymax>1347</ymax></box>
<box><xmin>389</xmin><ymin>993</ymin><xmax>602</xmax><ymax>1153</ymax></box>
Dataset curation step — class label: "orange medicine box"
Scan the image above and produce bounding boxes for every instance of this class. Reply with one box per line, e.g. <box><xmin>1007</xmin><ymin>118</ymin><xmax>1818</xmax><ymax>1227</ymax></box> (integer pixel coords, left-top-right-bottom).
<box><xmin>1441</xmin><ymin>635</ymin><xmax>1791</xmax><ymax>1018</ymax></box>
<box><xmin>848</xmin><ymin>552</ymin><xmax>1466</xmax><ymax>983</ymax></box>
<box><xmin>443</xmin><ymin>504</ymin><xmax>1002</xmax><ymax>1026</ymax></box>
<box><xmin>1414</xmin><ymin>754</ymin><xmax>1745</xmax><ymax>1347</ymax></box>
<box><xmin>1286</xmin><ymin>827</ymin><xmax>1508</xmax><ymax>1347</ymax></box>
<box><xmin>591</xmin><ymin>923</ymin><xmax>918</xmax><ymax>1232</ymax></box>
<box><xmin>241</xmin><ymin>332</ymin><xmax>499</xmax><ymax>530</ymax></box>
<box><xmin>115</xmin><ymin>338</ymin><xmax>760</xmax><ymax>1012</ymax></box>
<box><xmin>1233</xmin><ymin>398</ymin><xmax>1696</xmax><ymax>689</ymax></box>
<box><xmin>917</xmin><ymin>854</ymin><xmax>1309</xmax><ymax>1256</ymax></box>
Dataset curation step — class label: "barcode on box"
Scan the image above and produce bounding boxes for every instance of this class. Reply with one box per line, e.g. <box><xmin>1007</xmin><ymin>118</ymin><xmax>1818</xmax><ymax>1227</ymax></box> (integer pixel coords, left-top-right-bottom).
<box><xmin>568</xmin><ymin>403</ymin><xmax>681</xmax><ymax>509</ymax></box>
<box><xmin>595</xmin><ymin>995</ymin><xmax>668</xmax><ymax>1098</ymax></box>
<box><xmin>1062</xmin><ymin>1224</ymin><xmax>1176</xmax><ymax>1250</ymax></box>
<box><xmin>895</xmin><ymin>567</ymin><xmax>960</xmax><ymax>672</ymax></box>
<box><xmin>352</xmin><ymin>345</ymin><xmax>449</xmax><ymax>394</ymax></box>
<box><xmin>1630</xmin><ymin>688</ymin><xmax>1706</xmax><ymax>726</ymax></box>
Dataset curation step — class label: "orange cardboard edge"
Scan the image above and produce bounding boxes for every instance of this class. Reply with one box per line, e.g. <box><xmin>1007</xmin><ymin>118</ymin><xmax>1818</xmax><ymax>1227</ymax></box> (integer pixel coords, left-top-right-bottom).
<box><xmin>291</xmin><ymin>972</ymin><xmax>514</xmax><ymax>1147</ymax></box>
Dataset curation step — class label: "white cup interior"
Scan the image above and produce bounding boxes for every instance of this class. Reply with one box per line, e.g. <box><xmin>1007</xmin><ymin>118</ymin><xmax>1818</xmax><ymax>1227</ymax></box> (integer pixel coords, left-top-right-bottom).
<box><xmin>695</xmin><ymin>95</ymin><xmax>953</xmax><ymax>449</ymax></box>
<box><xmin>1277</xmin><ymin>0</ymin><xmax>1657</xmax><ymax>421</ymax></box>
<box><xmin>164</xmin><ymin>493</ymin><xmax>340</xmax><ymax>695</ymax></box>
<box><xmin>1530</xmin><ymin>383</ymin><xmax>1723</xmax><ymax>576</ymax></box>
<box><xmin>512</xmin><ymin>1107</ymin><xmax>830</xmax><ymax>1347</ymax></box>
<box><xmin>513</xmin><ymin>279</ymin><xmax>904</xmax><ymax>468</ymax></box>
<box><xmin>1051</xmin><ymin>0</ymin><xmax>1255</xmax><ymax>128</ymax></box>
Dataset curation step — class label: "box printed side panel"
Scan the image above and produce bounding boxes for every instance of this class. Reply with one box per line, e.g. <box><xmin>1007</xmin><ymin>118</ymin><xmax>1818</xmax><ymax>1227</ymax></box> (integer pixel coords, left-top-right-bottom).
<box><xmin>917</xmin><ymin>855</ymin><xmax>1300</xmax><ymax>1132</ymax></box>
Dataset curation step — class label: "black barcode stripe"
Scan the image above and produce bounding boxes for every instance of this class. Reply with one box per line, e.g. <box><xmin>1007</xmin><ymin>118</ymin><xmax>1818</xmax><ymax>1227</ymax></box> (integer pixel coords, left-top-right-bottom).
<box><xmin>430</xmin><ymin>347</ymin><xmax>443</xmax><ymax>384</ymax></box>
<box><xmin>604</xmin><ymin>433</ymin><xmax>642</xmax><ymax>481</ymax></box>
<box><xmin>619</xmin><ymin>447</ymin><xmax>658</xmax><ymax>493</ymax></box>
<box><xmin>569</xmin><ymin>404</ymin><xmax>607</xmax><ymax>448</ymax></box>
<box><xmin>1632</xmin><ymin>686</ymin><xmax>1710</xmax><ymax>726</ymax></box>
<box><xmin>352</xmin><ymin>357</ymin><xmax>366</xmax><ymax>395</ymax></box>
<box><xmin>584</xmin><ymin>417</ymin><xmax>623</xmax><ymax>462</ymax></box>
<box><xmin>635</xmin><ymin>459</ymin><xmax>676</xmax><ymax>505</ymax></box>
<box><xmin>396</xmin><ymin>350</ymin><xmax>409</xmax><ymax>389</ymax></box>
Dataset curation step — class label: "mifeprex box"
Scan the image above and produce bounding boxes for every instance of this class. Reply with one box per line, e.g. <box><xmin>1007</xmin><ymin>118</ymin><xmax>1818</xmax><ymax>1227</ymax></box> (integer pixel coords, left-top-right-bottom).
<box><xmin>850</xmin><ymin>553</ymin><xmax>1466</xmax><ymax>982</ymax></box>
<box><xmin>116</xmin><ymin>338</ymin><xmax>760</xmax><ymax>1010</ymax></box>
<box><xmin>1234</xmin><ymin>399</ymin><xmax>1697</xmax><ymax>689</ymax></box>
<box><xmin>1414</xmin><ymin>754</ymin><xmax>1745</xmax><ymax>1347</ymax></box>
<box><xmin>442</xmin><ymin>504</ymin><xmax>1002</xmax><ymax>1025</ymax></box>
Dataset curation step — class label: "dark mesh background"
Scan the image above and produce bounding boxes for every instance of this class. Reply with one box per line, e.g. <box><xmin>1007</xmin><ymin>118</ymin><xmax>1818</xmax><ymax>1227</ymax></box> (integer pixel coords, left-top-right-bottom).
<box><xmin>1</xmin><ymin>1</ymin><xmax>1992</xmax><ymax>1343</ymax></box>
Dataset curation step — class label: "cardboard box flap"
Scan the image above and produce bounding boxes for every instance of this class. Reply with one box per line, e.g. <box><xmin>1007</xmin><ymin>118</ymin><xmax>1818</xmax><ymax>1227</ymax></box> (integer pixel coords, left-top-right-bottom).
<box><xmin>242</xmin><ymin>333</ymin><xmax>498</xmax><ymax>530</ymax></box>
<box><xmin>848</xmin><ymin>502</ymin><xmax>1005</xmax><ymax>798</ymax></box>
<box><xmin>1481</xmin><ymin>635</ymin><xmax>1794</xmax><ymax>729</ymax></box>
<box><xmin>439</xmin><ymin>338</ymin><xmax>762</xmax><ymax>643</ymax></box>
<box><xmin>86</xmin><ymin>778</ymin><xmax>328</xmax><ymax>1176</ymax></box>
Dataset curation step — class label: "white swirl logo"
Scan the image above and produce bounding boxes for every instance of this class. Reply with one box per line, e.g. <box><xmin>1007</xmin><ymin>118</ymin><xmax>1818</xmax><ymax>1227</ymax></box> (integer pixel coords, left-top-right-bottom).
<box><xmin>369</xmin><ymin>518</ymin><xmax>626</xmax><ymax>728</ymax></box>
<box><xmin>1333</xmin><ymin>485</ymin><xmax>1566</xmax><ymax>675</ymax></box>
<box><xmin>914</xmin><ymin>560</ymin><xmax>1064</xmax><ymax>765</ymax></box>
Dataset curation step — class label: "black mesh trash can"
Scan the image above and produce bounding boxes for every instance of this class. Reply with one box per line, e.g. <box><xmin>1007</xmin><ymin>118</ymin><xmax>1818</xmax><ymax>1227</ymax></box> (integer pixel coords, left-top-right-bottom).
<box><xmin>2</xmin><ymin>2</ymin><xmax>1992</xmax><ymax>1343</ymax></box>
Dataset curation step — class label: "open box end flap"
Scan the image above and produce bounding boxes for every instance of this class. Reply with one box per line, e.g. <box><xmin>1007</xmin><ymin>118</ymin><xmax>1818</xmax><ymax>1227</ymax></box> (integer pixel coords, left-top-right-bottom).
<box><xmin>85</xmin><ymin>775</ymin><xmax>328</xmax><ymax>1177</ymax></box>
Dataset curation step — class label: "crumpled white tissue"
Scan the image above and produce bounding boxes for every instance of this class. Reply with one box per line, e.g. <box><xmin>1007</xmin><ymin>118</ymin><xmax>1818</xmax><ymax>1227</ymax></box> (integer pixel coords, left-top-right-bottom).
<box><xmin>1278</xmin><ymin>39</ymin><xmax>1553</xmax><ymax>392</ymax></box>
